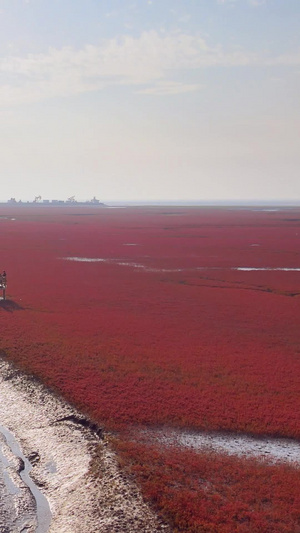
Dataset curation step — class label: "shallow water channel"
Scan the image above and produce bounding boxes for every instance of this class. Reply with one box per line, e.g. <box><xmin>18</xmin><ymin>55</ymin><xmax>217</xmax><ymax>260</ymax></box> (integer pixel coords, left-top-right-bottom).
<box><xmin>0</xmin><ymin>424</ymin><xmax>51</xmax><ymax>533</ymax></box>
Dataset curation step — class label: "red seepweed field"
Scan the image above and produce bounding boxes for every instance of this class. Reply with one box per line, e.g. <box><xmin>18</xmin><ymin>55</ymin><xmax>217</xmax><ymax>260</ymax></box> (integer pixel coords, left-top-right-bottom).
<box><xmin>1</xmin><ymin>205</ymin><xmax>300</xmax><ymax>531</ymax></box>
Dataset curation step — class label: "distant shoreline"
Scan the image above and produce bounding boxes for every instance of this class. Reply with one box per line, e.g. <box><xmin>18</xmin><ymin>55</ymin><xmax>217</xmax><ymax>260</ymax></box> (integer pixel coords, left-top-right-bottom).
<box><xmin>0</xmin><ymin>202</ymin><xmax>300</xmax><ymax>208</ymax></box>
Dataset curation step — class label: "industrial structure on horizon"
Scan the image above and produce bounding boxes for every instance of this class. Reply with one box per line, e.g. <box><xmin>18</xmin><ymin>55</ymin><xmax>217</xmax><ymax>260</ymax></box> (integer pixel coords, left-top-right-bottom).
<box><xmin>5</xmin><ymin>196</ymin><xmax>105</xmax><ymax>206</ymax></box>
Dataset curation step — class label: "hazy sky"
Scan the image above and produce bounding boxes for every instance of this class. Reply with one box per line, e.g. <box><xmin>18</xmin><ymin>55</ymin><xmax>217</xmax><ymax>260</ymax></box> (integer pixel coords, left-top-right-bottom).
<box><xmin>0</xmin><ymin>0</ymin><xmax>299</xmax><ymax>202</ymax></box>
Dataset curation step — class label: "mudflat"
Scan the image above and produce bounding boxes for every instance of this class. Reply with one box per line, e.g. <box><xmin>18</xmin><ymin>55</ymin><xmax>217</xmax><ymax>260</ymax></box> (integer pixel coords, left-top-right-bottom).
<box><xmin>0</xmin><ymin>359</ymin><xmax>169</xmax><ymax>532</ymax></box>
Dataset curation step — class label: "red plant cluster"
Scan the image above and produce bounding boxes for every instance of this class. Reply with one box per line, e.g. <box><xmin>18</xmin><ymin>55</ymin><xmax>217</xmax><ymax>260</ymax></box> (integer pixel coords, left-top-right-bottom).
<box><xmin>0</xmin><ymin>205</ymin><xmax>300</xmax><ymax>530</ymax></box>
<box><xmin>115</xmin><ymin>439</ymin><xmax>300</xmax><ymax>533</ymax></box>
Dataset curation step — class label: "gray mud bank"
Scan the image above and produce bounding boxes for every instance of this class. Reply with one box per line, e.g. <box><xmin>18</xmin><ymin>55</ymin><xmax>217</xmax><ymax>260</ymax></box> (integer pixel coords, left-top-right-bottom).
<box><xmin>0</xmin><ymin>423</ymin><xmax>51</xmax><ymax>533</ymax></box>
<box><xmin>0</xmin><ymin>360</ymin><xmax>169</xmax><ymax>533</ymax></box>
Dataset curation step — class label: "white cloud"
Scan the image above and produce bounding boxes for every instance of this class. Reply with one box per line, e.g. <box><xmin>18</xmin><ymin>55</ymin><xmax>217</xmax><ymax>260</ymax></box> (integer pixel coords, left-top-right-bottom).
<box><xmin>0</xmin><ymin>30</ymin><xmax>298</xmax><ymax>105</ymax></box>
<box><xmin>105</xmin><ymin>10</ymin><xmax>120</xmax><ymax>18</ymax></box>
<box><xmin>248</xmin><ymin>0</ymin><xmax>266</xmax><ymax>6</ymax></box>
<box><xmin>137</xmin><ymin>80</ymin><xmax>201</xmax><ymax>95</ymax></box>
<box><xmin>218</xmin><ymin>0</ymin><xmax>266</xmax><ymax>5</ymax></box>
<box><xmin>217</xmin><ymin>0</ymin><xmax>237</xmax><ymax>4</ymax></box>
<box><xmin>268</xmin><ymin>51</ymin><xmax>300</xmax><ymax>66</ymax></box>
<box><xmin>178</xmin><ymin>14</ymin><xmax>192</xmax><ymax>23</ymax></box>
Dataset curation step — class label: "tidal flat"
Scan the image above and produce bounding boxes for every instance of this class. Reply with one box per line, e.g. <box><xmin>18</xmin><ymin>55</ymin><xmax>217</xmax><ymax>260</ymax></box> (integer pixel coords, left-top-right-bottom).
<box><xmin>0</xmin><ymin>359</ymin><xmax>169</xmax><ymax>533</ymax></box>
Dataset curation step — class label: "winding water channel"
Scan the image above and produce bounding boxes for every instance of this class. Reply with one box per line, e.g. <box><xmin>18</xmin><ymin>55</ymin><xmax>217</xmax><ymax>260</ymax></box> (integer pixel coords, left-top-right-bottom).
<box><xmin>0</xmin><ymin>424</ymin><xmax>51</xmax><ymax>533</ymax></box>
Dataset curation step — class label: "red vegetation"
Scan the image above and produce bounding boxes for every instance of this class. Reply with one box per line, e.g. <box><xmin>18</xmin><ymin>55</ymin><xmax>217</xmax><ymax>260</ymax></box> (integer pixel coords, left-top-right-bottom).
<box><xmin>0</xmin><ymin>205</ymin><xmax>300</xmax><ymax>530</ymax></box>
<box><xmin>116</xmin><ymin>439</ymin><xmax>300</xmax><ymax>533</ymax></box>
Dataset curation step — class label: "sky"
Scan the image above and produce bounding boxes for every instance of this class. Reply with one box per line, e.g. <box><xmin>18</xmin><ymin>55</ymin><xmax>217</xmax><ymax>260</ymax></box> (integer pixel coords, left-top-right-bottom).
<box><xmin>0</xmin><ymin>0</ymin><xmax>299</xmax><ymax>203</ymax></box>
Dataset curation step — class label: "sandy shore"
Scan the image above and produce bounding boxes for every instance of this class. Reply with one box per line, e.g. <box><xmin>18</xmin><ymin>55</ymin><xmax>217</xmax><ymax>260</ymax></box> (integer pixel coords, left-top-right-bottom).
<box><xmin>0</xmin><ymin>359</ymin><xmax>170</xmax><ymax>533</ymax></box>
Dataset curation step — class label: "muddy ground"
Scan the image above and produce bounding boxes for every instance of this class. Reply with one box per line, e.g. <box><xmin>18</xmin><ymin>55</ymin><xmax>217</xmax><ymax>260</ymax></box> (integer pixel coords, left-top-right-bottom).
<box><xmin>0</xmin><ymin>359</ymin><xmax>170</xmax><ymax>533</ymax></box>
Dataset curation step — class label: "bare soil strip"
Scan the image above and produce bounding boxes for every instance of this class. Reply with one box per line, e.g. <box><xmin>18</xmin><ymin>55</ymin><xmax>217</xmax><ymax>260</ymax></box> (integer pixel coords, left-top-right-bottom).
<box><xmin>0</xmin><ymin>360</ymin><xmax>170</xmax><ymax>533</ymax></box>
<box><xmin>138</xmin><ymin>427</ymin><xmax>300</xmax><ymax>466</ymax></box>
